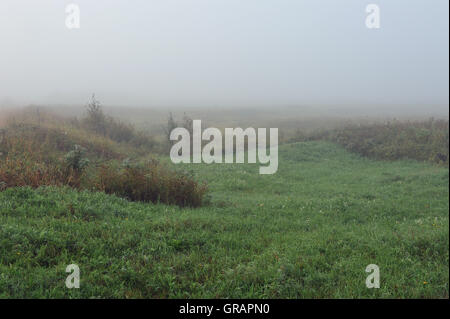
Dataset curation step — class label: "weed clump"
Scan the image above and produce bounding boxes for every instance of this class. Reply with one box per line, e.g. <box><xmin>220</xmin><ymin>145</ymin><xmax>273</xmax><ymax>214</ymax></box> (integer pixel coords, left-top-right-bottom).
<box><xmin>93</xmin><ymin>160</ymin><xmax>207</xmax><ymax>207</ymax></box>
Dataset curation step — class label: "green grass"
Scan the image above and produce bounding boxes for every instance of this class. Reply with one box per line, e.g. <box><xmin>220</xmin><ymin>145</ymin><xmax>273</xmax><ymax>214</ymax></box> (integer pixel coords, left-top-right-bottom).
<box><xmin>0</xmin><ymin>142</ymin><xmax>448</xmax><ymax>298</ymax></box>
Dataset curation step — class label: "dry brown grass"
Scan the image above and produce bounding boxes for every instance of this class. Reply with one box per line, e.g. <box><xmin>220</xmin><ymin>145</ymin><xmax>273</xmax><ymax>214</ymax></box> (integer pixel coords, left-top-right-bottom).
<box><xmin>0</xmin><ymin>108</ymin><xmax>209</xmax><ymax>207</ymax></box>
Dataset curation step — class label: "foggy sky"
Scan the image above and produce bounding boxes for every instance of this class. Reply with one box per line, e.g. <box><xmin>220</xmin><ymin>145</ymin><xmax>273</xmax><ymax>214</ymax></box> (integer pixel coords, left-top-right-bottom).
<box><xmin>0</xmin><ymin>0</ymin><xmax>448</xmax><ymax>110</ymax></box>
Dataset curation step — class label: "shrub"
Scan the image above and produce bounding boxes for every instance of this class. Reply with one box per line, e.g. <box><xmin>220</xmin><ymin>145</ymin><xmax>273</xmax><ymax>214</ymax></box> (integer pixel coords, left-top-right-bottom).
<box><xmin>84</xmin><ymin>94</ymin><xmax>107</xmax><ymax>136</ymax></box>
<box><xmin>64</xmin><ymin>145</ymin><xmax>90</xmax><ymax>172</ymax></box>
<box><xmin>0</xmin><ymin>156</ymin><xmax>80</xmax><ymax>189</ymax></box>
<box><xmin>82</xmin><ymin>95</ymin><xmax>156</xmax><ymax>150</ymax></box>
<box><xmin>93</xmin><ymin>160</ymin><xmax>208</xmax><ymax>207</ymax></box>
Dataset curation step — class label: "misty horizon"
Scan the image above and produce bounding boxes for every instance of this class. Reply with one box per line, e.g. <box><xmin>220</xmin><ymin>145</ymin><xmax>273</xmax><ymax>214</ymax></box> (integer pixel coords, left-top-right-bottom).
<box><xmin>0</xmin><ymin>0</ymin><xmax>449</xmax><ymax>110</ymax></box>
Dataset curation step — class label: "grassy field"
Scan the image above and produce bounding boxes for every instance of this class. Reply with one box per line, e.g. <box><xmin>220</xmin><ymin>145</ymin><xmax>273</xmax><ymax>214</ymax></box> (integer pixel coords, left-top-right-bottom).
<box><xmin>1</xmin><ymin>141</ymin><xmax>448</xmax><ymax>298</ymax></box>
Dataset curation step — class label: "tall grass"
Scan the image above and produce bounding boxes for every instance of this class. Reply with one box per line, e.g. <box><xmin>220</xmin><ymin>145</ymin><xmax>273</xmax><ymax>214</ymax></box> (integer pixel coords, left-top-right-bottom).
<box><xmin>0</xmin><ymin>110</ymin><xmax>209</xmax><ymax>207</ymax></box>
<box><xmin>93</xmin><ymin>160</ymin><xmax>208</xmax><ymax>207</ymax></box>
<box><xmin>290</xmin><ymin>119</ymin><xmax>449</xmax><ymax>165</ymax></box>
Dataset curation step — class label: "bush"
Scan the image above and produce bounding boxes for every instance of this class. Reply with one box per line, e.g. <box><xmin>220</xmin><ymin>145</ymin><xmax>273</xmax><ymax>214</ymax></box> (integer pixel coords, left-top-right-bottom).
<box><xmin>82</xmin><ymin>95</ymin><xmax>156</xmax><ymax>150</ymax></box>
<box><xmin>64</xmin><ymin>145</ymin><xmax>90</xmax><ymax>172</ymax></box>
<box><xmin>84</xmin><ymin>94</ymin><xmax>107</xmax><ymax>136</ymax></box>
<box><xmin>92</xmin><ymin>160</ymin><xmax>208</xmax><ymax>207</ymax></box>
<box><xmin>0</xmin><ymin>156</ymin><xmax>80</xmax><ymax>189</ymax></box>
